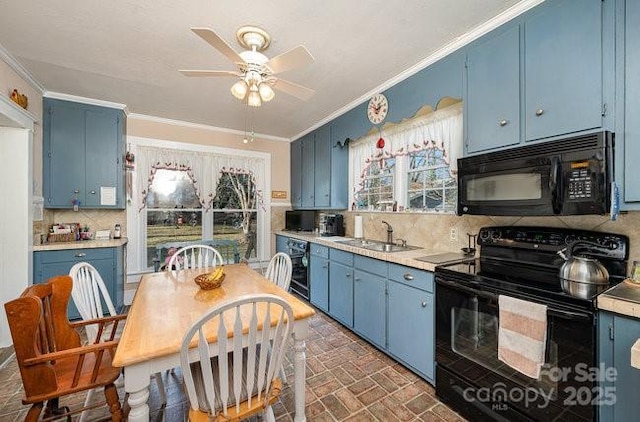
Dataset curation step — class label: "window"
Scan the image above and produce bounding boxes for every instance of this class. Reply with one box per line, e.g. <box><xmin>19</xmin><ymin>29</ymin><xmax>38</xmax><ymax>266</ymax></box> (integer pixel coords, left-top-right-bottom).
<box><xmin>406</xmin><ymin>148</ymin><xmax>457</xmax><ymax>212</ymax></box>
<box><xmin>127</xmin><ymin>137</ymin><xmax>271</xmax><ymax>275</ymax></box>
<box><xmin>350</xmin><ymin>101</ymin><xmax>462</xmax><ymax>213</ymax></box>
<box><xmin>355</xmin><ymin>157</ymin><xmax>395</xmax><ymax>210</ymax></box>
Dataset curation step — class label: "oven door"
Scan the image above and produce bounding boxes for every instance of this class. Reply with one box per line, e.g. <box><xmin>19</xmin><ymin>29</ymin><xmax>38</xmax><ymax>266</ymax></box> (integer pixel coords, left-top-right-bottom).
<box><xmin>435</xmin><ymin>278</ymin><xmax>596</xmax><ymax>421</ymax></box>
<box><xmin>288</xmin><ymin>242</ymin><xmax>309</xmax><ymax>300</ymax></box>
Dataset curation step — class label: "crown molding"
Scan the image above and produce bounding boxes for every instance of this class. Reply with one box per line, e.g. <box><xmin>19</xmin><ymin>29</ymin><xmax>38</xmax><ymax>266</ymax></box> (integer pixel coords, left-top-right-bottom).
<box><xmin>0</xmin><ymin>43</ymin><xmax>46</xmax><ymax>94</ymax></box>
<box><xmin>291</xmin><ymin>0</ymin><xmax>545</xmax><ymax>141</ymax></box>
<box><xmin>128</xmin><ymin>113</ymin><xmax>290</xmax><ymax>142</ymax></box>
<box><xmin>0</xmin><ymin>94</ymin><xmax>38</xmax><ymax>129</ymax></box>
<box><xmin>44</xmin><ymin>91</ymin><xmax>128</xmax><ymax>112</ymax></box>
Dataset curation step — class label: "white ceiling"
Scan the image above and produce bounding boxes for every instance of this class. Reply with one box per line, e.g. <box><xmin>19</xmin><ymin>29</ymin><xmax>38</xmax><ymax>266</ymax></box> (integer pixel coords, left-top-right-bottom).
<box><xmin>0</xmin><ymin>0</ymin><xmax>536</xmax><ymax>140</ymax></box>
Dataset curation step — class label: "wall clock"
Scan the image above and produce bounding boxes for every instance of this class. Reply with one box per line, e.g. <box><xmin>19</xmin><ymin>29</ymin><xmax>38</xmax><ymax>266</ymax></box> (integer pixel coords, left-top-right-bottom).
<box><xmin>367</xmin><ymin>93</ymin><xmax>388</xmax><ymax>125</ymax></box>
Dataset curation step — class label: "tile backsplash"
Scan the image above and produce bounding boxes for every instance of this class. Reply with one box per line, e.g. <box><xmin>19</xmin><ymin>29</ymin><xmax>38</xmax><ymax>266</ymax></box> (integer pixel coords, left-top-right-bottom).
<box><xmin>35</xmin><ymin>209</ymin><xmax>126</xmax><ymax>242</ymax></box>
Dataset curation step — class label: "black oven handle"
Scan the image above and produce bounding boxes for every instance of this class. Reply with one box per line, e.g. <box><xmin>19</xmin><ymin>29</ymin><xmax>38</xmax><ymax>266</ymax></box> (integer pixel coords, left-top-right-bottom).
<box><xmin>550</xmin><ymin>155</ymin><xmax>562</xmax><ymax>214</ymax></box>
<box><xmin>438</xmin><ymin>278</ymin><xmax>592</xmax><ymax>321</ymax></box>
<box><xmin>437</xmin><ymin>278</ymin><xmax>497</xmax><ymax>301</ymax></box>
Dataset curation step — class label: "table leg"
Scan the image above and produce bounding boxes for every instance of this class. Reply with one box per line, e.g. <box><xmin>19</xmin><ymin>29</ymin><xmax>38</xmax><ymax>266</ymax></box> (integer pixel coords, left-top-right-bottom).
<box><xmin>293</xmin><ymin>320</ymin><xmax>309</xmax><ymax>422</ymax></box>
<box><xmin>124</xmin><ymin>363</ymin><xmax>151</xmax><ymax>421</ymax></box>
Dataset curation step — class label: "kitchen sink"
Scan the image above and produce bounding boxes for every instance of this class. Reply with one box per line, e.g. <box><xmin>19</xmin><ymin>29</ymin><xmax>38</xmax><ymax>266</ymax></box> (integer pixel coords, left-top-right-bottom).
<box><xmin>336</xmin><ymin>238</ymin><xmax>420</xmax><ymax>253</ymax></box>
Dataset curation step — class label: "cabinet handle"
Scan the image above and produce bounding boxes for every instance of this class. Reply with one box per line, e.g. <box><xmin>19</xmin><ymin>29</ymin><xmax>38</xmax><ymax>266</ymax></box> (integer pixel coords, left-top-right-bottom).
<box><xmin>90</xmin><ymin>190</ymin><xmax>96</xmax><ymax>194</ymax></box>
<box><xmin>74</xmin><ymin>190</ymin><xmax>80</xmax><ymax>194</ymax></box>
<box><xmin>421</xmin><ymin>301</ymin><xmax>428</xmax><ymax>308</ymax></box>
<box><xmin>322</xmin><ymin>265</ymin><xmax>328</xmax><ymax>269</ymax></box>
<box><xmin>346</xmin><ymin>273</ymin><xmax>351</xmax><ymax>278</ymax></box>
<box><xmin>535</xmin><ymin>108</ymin><xmax>544</xmax><ymax>116</ymax></box>
<box><xmin>355</xmin><ymin>277</ymin><xmax>361</xmax><ymax>282</ymax></box>
<box><xmin>498</xmin><ymin>119</ymin><xmax>508</xmax><ymax>127</ymax></box>
<box><xmin>75</xmin><ymin>252</ymin><xmax>86</xmax><ymax>257</ymax></box>
<box><xmin>403</xmin><ymin>273</ymin><xmax>414</xmax><ymax>281</ymax></box>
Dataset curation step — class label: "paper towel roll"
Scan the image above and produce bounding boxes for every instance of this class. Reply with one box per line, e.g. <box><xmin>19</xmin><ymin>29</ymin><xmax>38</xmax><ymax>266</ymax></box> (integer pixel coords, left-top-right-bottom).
<box><xmin>354</xmin><ymin>215</ymin><xmax>363</xmax><ymax>239</ymax></box>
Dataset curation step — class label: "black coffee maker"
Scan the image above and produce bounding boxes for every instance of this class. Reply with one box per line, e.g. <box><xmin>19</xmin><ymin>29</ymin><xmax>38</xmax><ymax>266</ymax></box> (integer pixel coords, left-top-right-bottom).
<box><xmin>319</xmin><ymin>214</ymin><xmax>345</xmax><ymax>236</ymax></box>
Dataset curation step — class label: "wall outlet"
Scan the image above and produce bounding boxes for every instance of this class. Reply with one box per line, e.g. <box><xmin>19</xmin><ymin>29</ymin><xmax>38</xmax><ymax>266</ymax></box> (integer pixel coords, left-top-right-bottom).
<box><xmin>450</xmin><ymin>227</ymin><xmax>458</xmax><ymax>241</ymax></box>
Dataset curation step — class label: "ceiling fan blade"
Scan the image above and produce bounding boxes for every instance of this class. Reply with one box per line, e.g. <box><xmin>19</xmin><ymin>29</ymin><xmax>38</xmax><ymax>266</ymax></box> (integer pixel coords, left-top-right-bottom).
<box><xmin>179</xmin><ymin>70</ymin><xmax>241</xmax><ymax>77</ymax></box>
<box><xmin>191</xmin><ymin>27</ymin><xmax>245</xmax><ymax>64</ymax></box>
<box><xmin>265</xmin><ymin>46</ymin><xmax>314</xmax><ymax>74</ymax></box>
<box><xmin>272</xmin><ymin>78</ymin><xmax>315</xmax><ymax>101</ymax></box>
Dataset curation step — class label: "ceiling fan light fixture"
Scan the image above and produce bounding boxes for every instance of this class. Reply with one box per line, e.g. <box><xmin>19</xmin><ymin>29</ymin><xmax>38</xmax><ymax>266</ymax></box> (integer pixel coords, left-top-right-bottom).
<box><xmin>231</xmin><ymin>80</ymin><xmax>249</xmax><ymax>100</ymax></box>
<box><xmin>258</xmin><ymin>83</ymin><xmax>275</xmax><ymax>102</ymax></box>
<box><xmin>247</xmin><ymin>89</ymin><xmax>262</xmax><ymax>107</ymax></box>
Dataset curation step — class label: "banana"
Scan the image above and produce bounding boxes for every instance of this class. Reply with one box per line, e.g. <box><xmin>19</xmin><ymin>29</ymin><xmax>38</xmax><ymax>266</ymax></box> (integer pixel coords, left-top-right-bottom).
<box><xmin>207</xmin><ymin>266</ymin><xmax>224</xmax><ymax>281</ymax></box>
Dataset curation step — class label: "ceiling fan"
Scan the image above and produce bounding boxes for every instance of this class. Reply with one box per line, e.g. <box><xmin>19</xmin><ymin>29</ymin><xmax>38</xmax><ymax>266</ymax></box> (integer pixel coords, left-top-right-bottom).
<box><xmin>179</xmin><ymin>26</ymin><xmax>315</xmax><ymax>107</ymax></box>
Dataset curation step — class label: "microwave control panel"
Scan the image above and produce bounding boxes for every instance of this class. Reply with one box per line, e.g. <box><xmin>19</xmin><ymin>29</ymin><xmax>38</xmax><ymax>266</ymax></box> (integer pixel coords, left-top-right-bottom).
<box><xmin>567</xmin><ymin>161</ymin><xmax>594</xmax><ymax>201</ymax></box>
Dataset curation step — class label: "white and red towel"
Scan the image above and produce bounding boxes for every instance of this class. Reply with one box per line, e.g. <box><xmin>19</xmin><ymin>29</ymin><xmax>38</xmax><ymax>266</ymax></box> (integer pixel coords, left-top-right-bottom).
<box><xmin>498</xmin><ymin>295</ymin><xmax>548</xmax><ymax>379</ymax></box>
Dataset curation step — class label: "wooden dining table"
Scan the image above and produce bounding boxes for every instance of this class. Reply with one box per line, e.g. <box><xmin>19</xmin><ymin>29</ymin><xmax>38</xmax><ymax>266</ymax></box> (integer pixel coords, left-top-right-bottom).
<box><xmin>112</xmin><ymin>263</ymin><xmax>315</xmax><ymax>422</ymax></box>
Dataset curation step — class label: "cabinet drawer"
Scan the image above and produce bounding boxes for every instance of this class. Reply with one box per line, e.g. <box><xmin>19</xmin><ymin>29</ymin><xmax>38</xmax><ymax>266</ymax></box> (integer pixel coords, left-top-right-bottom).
<box><xmin>330</xmin><ymin>248</ymin><xmax>353</xmax><ymax>266</ymax></box>
<box><xmin>310</xmin><ymin>244</ymin><xmax>329</xmax><ymax>259</ymax></box>
<box><xmin>388</xmin><ymin>263</ymin><xmax>433</xmax><ymax>293</ymax></box>
<box><xmin>35</xmin><ymin>247</ymin><xmax>115</xmax><ymax>264</ymax></box>
<box><xmin>354</xmin><ymin>255</ymin><xmax>387</xmax><ymax>276</ymax></box>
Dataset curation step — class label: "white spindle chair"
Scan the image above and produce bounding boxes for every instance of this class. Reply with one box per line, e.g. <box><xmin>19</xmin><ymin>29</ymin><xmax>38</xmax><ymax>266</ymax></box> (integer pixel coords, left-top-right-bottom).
<box><xmin>69</xmin><ymin>262</ymin><xmax>166</xmax><ymax>420</ymax></box>
<box><xmin>168</xmin><ymin>244</ymin><xmax>224</xmax><ymax>271</ymax></box>
<box><xmin>180</xmin><ymin>294</ymin><xmax>293</xmax><ymax>422</ymax></box>
<box><xmin>265</xmin><ymin>252</ymin><xmax>293</xmax><ymax>291</ymax></box>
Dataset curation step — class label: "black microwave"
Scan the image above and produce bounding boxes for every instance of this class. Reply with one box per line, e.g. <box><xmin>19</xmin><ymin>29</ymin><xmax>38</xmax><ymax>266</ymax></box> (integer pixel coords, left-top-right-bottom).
<box><xmin>285</xmin><ymin>210</ymin><xmax>315</xmax><ymax>231</ymax></box>
<box><xmin>457</xmin><ymin>132</ymin><xmax>614</xmax><ymax>216</ymax></box>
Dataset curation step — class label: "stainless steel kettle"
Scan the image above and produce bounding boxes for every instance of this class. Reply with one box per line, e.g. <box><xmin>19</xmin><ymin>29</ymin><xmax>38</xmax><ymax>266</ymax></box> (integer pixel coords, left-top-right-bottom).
<box><xmin>557</xmin><ymin>241</ymin><xmax>609</xmax><ymax>285</ymax></box>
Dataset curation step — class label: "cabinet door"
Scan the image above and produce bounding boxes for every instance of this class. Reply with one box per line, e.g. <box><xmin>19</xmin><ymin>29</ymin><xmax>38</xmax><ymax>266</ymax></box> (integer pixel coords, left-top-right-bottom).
<box><xmin>329</xmin><ymin>260</ymin><xmax>353</xmax><ymax>327</ymax></box>
<box><xmin>84</xmin><ymin>109</ymin><xmax>122</xmax><ymax>207</ymax></box>
<box><xmin>301</xmin><ymin>134</ymin><xmax>315</xmax><ymax>208</ymax></box>
<box><xmin>275</xmin><ymin>235</ymin><xmax>289</xmax><ymax>254</ymax></box>
<box><xmin>466</xmin><ymin>25</ymin><xmax>520</xmax><ymax>154</ymax></box>
<box><xmin>388</xmin><ymin>281</ymin><xmax>434</xmax><ymax>380</ymax></box>
<box><xmin>598</xmin><ymin>313</ymin><xmax>640</xmax><ymax>421</ymax></box>
<box><xmin>524</xmin><ymin>0</ymin><xmax>602</xmax><ymax>141</ymax></box>
<box><xmin>45</xmin><ymin>102</ymin><xmax>85</xmax><ymax>207</ymax></box>
<box><xmin>310</xmin><ymin>255</ymin><xmax>329</xmax><ymax>312</ymax></box>
<box><xmin>290</xmin><ymin>140</ymin><xmax>302</xmax><ymax>208</ymax></box>
<box><xmin>314</xmin><ymin>125</ymin><xmax>331</xmax><ymax>208</ymax></box>
<box><xmin>353</xmin><ymin>269</ymin><xmax>386</xmax><ymax>349</ymax></box>
<box><xmin>624</xmin><ymin>0</ymin><xmax>640</xmax><ymax>202</ymax></box>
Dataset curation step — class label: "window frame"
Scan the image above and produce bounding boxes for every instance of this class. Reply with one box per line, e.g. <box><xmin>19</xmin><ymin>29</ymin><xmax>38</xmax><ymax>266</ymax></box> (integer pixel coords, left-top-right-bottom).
<box><xmin>126</xmin><ymin>136</ymin><xmax>271</xmax><ymax>279</ymax></box>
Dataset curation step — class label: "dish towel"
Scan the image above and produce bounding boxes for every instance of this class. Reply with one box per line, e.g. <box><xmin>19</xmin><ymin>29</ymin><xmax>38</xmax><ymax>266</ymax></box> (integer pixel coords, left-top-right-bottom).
<box><xmin>498</xmin><ymin>295</ymin><xmax>548</xmax><ymax>379</ymax></box>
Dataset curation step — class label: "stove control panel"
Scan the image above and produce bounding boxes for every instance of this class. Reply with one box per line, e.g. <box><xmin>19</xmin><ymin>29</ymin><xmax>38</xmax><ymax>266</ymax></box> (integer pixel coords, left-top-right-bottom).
<box><xmin>477</xmin><ymin>226</ymin><xmax>629</xmax><ymax>260</ymax></box>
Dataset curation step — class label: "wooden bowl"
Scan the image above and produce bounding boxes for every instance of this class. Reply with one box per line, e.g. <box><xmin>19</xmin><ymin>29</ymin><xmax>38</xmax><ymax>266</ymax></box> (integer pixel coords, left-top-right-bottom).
<box><xmin>194</xmin><ymin>272</ymin><xmax>225</xmax><ymax>290</ymax></box>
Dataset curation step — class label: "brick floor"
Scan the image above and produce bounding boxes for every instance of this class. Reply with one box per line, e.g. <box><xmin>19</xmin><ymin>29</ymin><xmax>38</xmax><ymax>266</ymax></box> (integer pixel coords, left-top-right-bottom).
<box><xmin>0</xmin><ymin>307</ymin><xmax>467</xmax><ymax>421</ymax></box>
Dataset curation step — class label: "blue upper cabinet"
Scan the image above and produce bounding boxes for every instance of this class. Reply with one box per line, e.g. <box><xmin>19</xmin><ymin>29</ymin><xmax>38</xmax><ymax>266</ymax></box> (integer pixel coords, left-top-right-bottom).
<box><xmin>466</xmin><ymin>25</ymin><xmax>521</xmax><ymax>154</ymax></box>
<box><xmin>314</xmin><ymin>125</ymin><xmax>331</xmax><ymax>208</ymax></box>
<box><xmin>43</xmin><ymin>98</ymin><xmax>125</xmax><ymax>209</ymax></box>
<box><xmin>290</xmin><ymin>139</ymin><xmax>302</xmax><ymax>208</ymax></box>
<box><xmin>619</xmin><ymin>0</ymin><xmax>640</xmax><ymax>207</ymax></box>
<box><xmin>524</xmin><ymin>0</ymin><xmax>602</xmax><ymax>141</ymax></box>
<box><xmin>465</xmin><ymin>0</ymin><xmax>607</xmax><ymax>155</ymax></box>
<box><xmin>290</xmin><ymin>123</ymin><xmax>348</xmax><ymax>210</ymax></box>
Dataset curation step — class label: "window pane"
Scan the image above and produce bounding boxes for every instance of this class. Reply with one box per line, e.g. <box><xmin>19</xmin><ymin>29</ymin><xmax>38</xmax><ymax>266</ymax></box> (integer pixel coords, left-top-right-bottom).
<box><xmin>406</xmin><ymin>149</ymin><xmax>457</xmax><ymax>213</ymax></box>
<box><xmin>356</xmin><ymin>157</ymin><xmax>395</xmax><ymax>210</ymax></box>
<box><xmin>213</xmin><ymin>211</ymin><xmax>257</xmax><ymax>262</ymax></box>
<box><xmin>147</xmin><ymin>169</ymin><xmax>201</xmax><ymax>209</ymax></box>
<box><xmin>146</xmin><ymin>209</ymin><xmax>203</xmax><ymax>267</ymax></box>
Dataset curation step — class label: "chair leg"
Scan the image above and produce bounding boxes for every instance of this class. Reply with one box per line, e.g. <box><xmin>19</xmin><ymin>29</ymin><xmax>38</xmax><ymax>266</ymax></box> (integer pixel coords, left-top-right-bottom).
<box><xmin>104</xmin><ymin>383</ymin><xmax>123</xmax><ymax>422</ymax></box>
<box><xmin>279</xmin><ymin>363</ymin><xmax>287</xmax><ymax>385</ymax></box>
<box><xmin>25</xmin><ymin>402</ymin><xmax>43</xmax><ymax>422</ymax></box>
<box><xmin>155</xmin><ymin>372</ymin><xmax>167</xmax><ymax>406</ymax></box>
<box><xmin>79</xmin><ymin>388</ymin><xmax>96</xmax><ymax>422</ymax></box>
<box><xmin>265</xmin><ymin>405</ymin><xmax>276</xmax><ymax>422</ymax></box>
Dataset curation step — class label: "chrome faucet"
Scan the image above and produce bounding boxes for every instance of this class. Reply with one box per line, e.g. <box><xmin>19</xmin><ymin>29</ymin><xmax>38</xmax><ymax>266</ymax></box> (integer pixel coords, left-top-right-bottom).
<box><xmin>381</xmin><ymin>221</ymin><xmax>393</xmax><ymax>244</ymax></box>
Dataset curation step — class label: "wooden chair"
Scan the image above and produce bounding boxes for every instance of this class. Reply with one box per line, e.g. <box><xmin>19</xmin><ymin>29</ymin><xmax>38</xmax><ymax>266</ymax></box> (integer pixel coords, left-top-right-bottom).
<box><xmin>69</xmin><ymin>262</ymin><xmax>166</xmax><ymax>420</ymax></box>
<box><xmin>180</xmin><ymin>294</ymin><xmax>294</xmax><ymax>422</ymax></box>
<box><xmin>4</xmin><ymin>275</ymin><xmax>124</xmax><ymax>422</ymax></box>
<box><xmin>168</xmin><ymin>244</ymin><xmax>224</xmax><ymax>271</ymax></box>
<box><xmin>265</xmin><ymin>253</ymin><xmax>292</xmax><ymax>292</ymax></box>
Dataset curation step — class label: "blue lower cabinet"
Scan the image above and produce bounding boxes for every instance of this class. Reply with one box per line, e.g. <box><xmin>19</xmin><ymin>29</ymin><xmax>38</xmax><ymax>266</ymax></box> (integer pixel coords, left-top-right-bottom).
<box><xmin>388</xmin><ymin>279</ymin><xmax>434</xmax><ymax>382</ymax></box>
<box><xmin>329</xmin><ymin>260</ymin><xmax>353</xmax><ymax>327</ymax></box>
<box><xmin>33</xmin><ymin>247</ymin><xmax>123</xmax><ymax>320</ymax></box>
<box><xmin>598</xmin><ymin>311</ymin><xmax>640</xmax><ymax>421</ymax></box>
<box><xmin>309</xmin><ymin>253</ymin><xmax>329</xmax><ymax>313</ymax></box>
<box><xmin>353</xmin><ymin>268</ymin><xmax>387</xmax><ymax>349</ymax></box>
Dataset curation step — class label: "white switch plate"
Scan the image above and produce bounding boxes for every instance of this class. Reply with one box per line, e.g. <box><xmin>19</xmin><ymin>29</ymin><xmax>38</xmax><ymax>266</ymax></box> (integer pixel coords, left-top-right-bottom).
<box><xmin>450</xmin><ymin>227</ymin><xmax>457</xmax><ymax>241</ymax></box>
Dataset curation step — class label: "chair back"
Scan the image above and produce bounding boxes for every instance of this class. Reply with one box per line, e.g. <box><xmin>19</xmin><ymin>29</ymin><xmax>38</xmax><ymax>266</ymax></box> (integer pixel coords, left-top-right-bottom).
<box><xmin>169</xmin><ymin>245</ymin><xmax>224</xmax><ymax>271</ymax></box>
<box><xmin>69</xmin><ymin>262</ymin><xmax>118</xmax><ymax>341</ymax></box>
<box><xmin>265</xmin><ymin>252</ymin><xmax>292</xmax><ymax>291</ymax></box>
<box><xmin>180</xmin><ymin>294</ymin><xmax>294</xmax><ymax>419</ymax></box>
<box><xmin>5</xmin><ymin>276</ymin><xmax>83</xmax><ymax>397</ymax></box>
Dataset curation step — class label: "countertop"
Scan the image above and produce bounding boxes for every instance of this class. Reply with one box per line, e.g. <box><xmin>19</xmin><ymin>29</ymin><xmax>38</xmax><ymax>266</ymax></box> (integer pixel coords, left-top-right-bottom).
<box><xmin>34</xmin><ymin>237</ymin><xmax>128</xmax><ymax>251</ymax></box>
<box><xmin>598</xmin><ymin>280</ymin><xmax>640</xmax><ymax>319</ymax></box>
<box><xmin>275</xmin><ymin>231</ymin><xmax>471</xmax><ymax>272</ymax></box>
